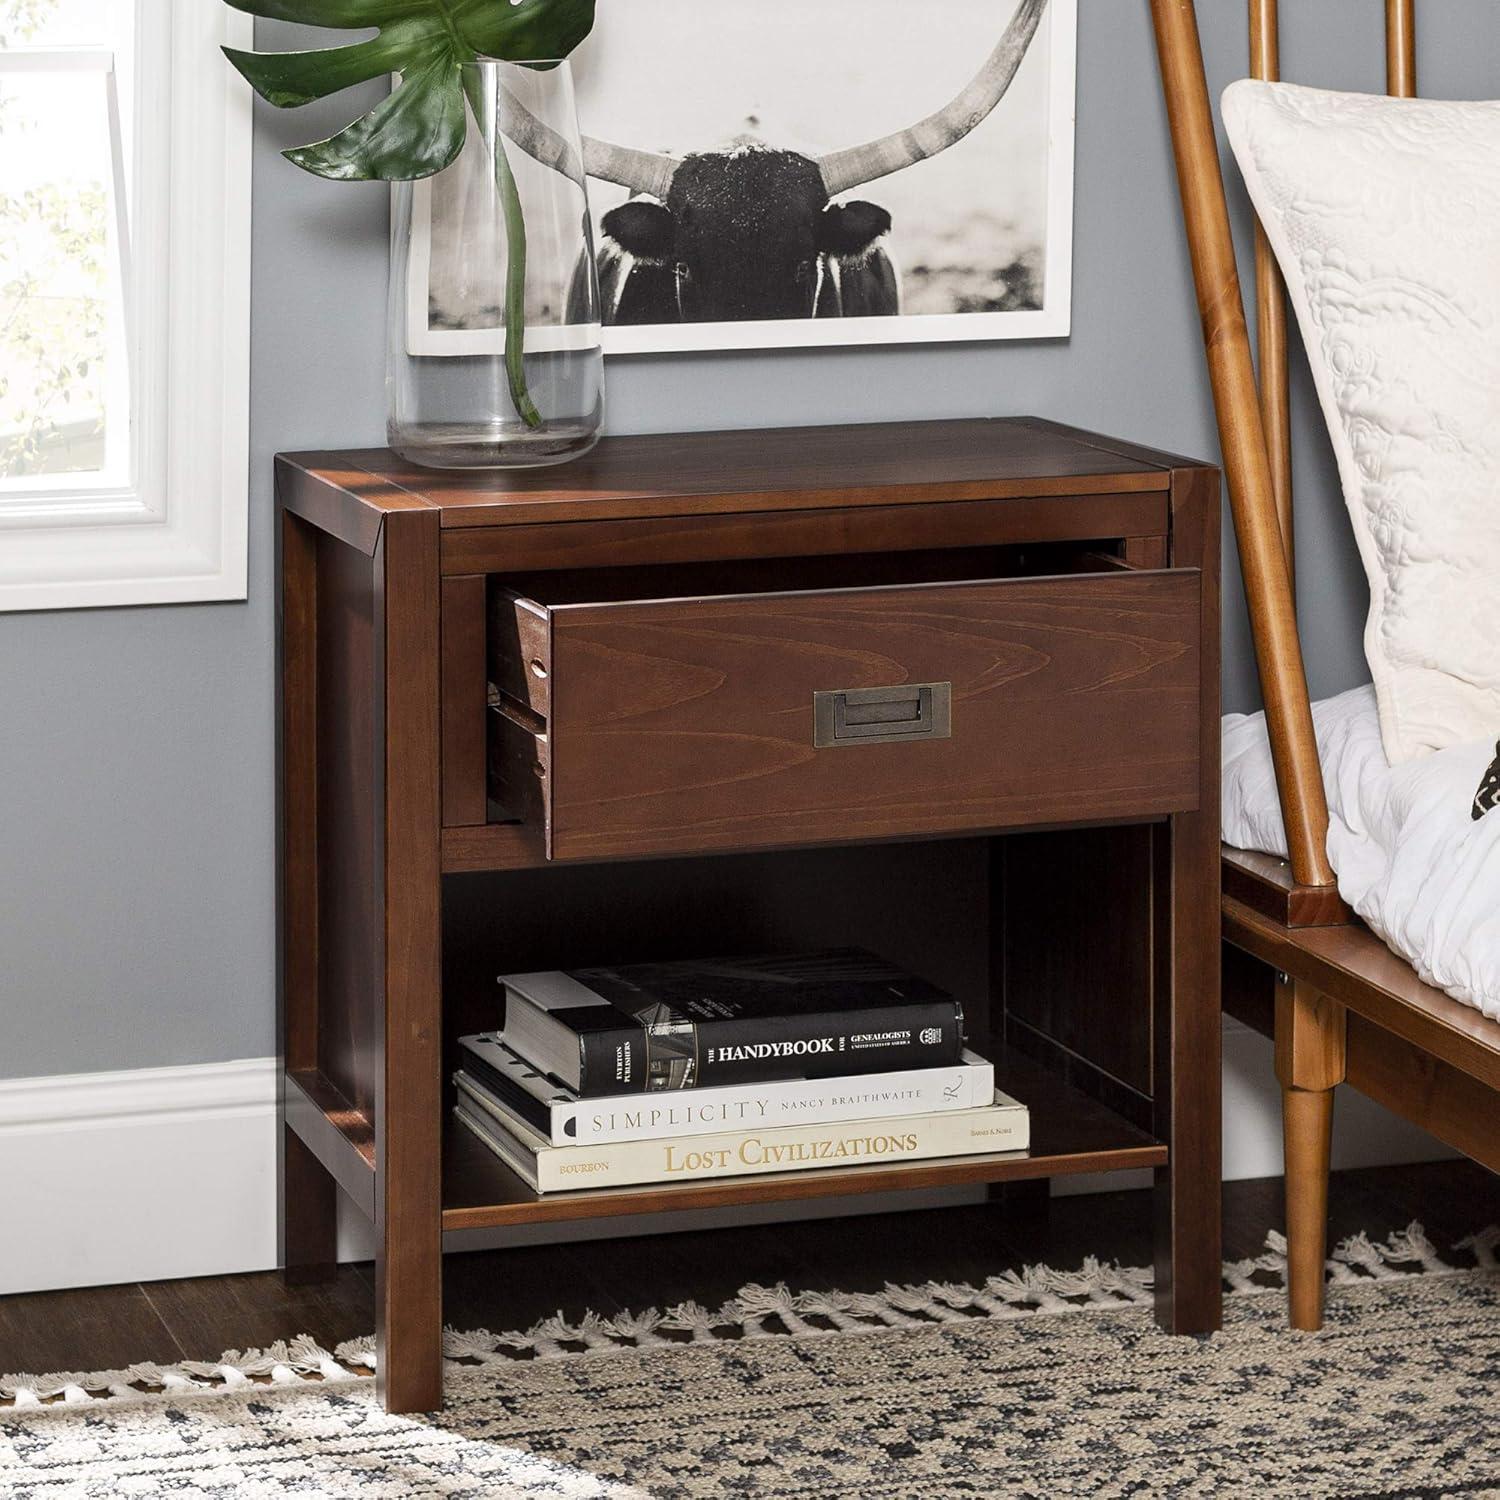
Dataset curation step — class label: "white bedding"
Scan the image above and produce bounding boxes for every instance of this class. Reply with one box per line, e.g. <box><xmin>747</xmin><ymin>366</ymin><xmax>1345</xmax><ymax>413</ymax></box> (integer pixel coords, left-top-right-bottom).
<box><xmin>1222</xmin><ymin>686</ymin><xmax>1500</xmax><ymax>1020</ymax></box>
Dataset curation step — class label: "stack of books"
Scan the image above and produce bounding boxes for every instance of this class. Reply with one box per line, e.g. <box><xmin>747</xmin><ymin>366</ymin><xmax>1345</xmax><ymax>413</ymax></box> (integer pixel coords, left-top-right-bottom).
<box><xmin>453</xmin><ymin>948</ymin><xmax>1029</xmax><ymax>1193</ymax></box>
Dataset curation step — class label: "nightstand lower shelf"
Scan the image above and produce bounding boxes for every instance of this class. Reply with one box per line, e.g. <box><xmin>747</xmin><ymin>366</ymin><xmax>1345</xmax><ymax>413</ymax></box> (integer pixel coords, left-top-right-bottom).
<box><xmin>441</xmin><ymin>1054</ymin><xmax>1165</xmax><ymax>1235</ymax></box>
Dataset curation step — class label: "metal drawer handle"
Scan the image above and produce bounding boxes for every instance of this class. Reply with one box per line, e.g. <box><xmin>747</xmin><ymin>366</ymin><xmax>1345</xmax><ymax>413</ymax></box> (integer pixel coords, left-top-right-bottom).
<box><xmin>813</xmin><ymin>682</ymin><xmax>953</xmax><ymax>747</ymax></box>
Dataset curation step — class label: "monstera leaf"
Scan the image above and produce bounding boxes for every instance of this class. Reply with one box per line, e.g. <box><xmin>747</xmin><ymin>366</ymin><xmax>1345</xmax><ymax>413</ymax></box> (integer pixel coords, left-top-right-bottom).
<box><xmin>226</xmin><ymin>0</ymin><xmax>598</xmax><ymax>430</ymax></box>
<box><xmin>222</xmin><ymin>0</ymin><xmax>597</xmax><ymax>181</ymax></box>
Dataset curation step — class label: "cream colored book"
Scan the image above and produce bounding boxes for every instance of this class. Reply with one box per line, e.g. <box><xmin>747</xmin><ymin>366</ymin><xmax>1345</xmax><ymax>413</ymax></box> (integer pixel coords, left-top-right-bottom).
<box><xmin>454</xmin><ymin>1076</ymin><xmax>1029</xmax><ymax>1194</ymax></box>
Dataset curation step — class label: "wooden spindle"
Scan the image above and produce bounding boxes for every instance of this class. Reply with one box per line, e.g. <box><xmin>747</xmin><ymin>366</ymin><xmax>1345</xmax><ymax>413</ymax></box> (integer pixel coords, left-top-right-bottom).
<box><xmin>1150</xmin><ymin>0</ymin><xmax>1335</xmax><ymax>890</ymax></box>
<box><xmin>1386</xmin><ymin>0</ymin><xmax>1417</xmax><ymax>97</ymax></box>
<box><xmin>1249</xmin><ymin>0</ymin><xmax>1294</xmax><ymax>591</ymax></box>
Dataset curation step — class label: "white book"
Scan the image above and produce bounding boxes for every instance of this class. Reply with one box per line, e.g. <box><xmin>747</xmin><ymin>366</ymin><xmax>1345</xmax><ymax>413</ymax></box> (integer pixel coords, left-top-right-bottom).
<box><xmin>454</xmin><ymin>1075</ymin><xmax>1030</xmax><ymax>1194</ymax></box>
<box><xmin>458</xmin><ymin>1031</ymin><xmax>996</xmax><ymax>1146</ymax></box>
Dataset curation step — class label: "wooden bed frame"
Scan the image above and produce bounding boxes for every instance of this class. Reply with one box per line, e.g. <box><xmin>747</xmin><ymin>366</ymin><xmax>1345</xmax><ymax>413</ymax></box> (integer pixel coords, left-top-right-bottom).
<box><xmin>1151</xmin><ymin>0</ymin><xmax>1500</xmax><ymax>1328</ymax></box>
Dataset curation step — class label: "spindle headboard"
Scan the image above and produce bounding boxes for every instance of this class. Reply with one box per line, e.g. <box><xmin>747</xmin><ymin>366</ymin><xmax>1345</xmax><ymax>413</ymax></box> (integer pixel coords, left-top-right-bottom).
<box><xmin>1149</xmin><ymin>0</ymin><xmax>1421</xmax><ymax>893</ymax></box>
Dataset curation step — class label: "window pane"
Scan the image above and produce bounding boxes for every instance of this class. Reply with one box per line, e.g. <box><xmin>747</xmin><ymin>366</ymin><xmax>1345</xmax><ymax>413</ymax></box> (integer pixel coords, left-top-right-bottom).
<box><xmin>0</xmin><ymin>0</ymin><xmax>112</xmax><ymax>50</ymax></box>
<box><xmin>0</xmin><ymin>63</ymin><xmax>126</xmax><ymax>485</ymax></box>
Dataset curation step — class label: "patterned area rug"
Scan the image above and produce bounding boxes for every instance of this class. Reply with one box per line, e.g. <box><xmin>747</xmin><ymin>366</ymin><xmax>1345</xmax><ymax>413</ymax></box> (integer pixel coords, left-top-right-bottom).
<box><xmin>3</xmin><ymin>1225</ymin><xmax>1498</xmax><ymax>1499</ymax></box>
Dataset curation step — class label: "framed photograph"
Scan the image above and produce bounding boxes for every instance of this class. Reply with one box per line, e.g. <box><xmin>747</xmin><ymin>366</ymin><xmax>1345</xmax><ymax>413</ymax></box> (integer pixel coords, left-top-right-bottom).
<box><xmin>408</xmin><ymin>0</ymin><xmax>1076</xmax><ymax>357</ymax></box>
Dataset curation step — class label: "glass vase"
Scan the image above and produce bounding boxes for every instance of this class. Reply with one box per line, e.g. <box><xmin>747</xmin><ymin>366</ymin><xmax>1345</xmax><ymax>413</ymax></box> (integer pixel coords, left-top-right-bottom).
<box><xmin>387</xmin><ymin>58</ymin><xmax>604</xmax><ymax>469</ymax></box>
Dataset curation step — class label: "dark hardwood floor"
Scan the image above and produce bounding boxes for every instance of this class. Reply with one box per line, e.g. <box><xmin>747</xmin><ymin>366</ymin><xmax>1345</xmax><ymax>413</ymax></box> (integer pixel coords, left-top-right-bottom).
<box><xmin>2</xmin><ymin>1161</ymin><xmax>1496</xmax><ymax>1384</ymax></box>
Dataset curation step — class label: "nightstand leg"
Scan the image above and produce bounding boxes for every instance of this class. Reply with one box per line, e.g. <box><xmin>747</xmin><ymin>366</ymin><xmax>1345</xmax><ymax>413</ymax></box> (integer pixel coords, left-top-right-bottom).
<box><xmin>279</xmin><ymin>510</ymin><xmax>336</xmax><ymax>1289</ymax></box>
<box><xmin>282</xmin><ymin>1124</ymin><xmax>338</xmax><ymax>1287</ymax></box>
<box><xmin>1152</xmin><ymin>812</ymin><xmax>1223</xmax><ymax>1334</ymax></box>
<box><xmin>373</xmin><ymin>511</ymin><xmax>445</xmax><ymax>1415</ymax></box>
<box><xmin>1153</xmin><ymin>461</ymin><xmax>1223</xmax><ymax>1334</ymax></box>
<box><xmin>375</xmin><ymin>1213</ymin><xmax>442</xmax><ymax>1414</ymax></box>
<box><xmin>987</xmin><ymin>1178</ymin><xmax>1051</xmax><ymax>1222</ymax></box>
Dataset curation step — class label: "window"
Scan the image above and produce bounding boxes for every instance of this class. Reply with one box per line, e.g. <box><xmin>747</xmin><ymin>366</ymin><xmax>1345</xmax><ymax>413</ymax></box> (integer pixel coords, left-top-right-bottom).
<box><xmin>0</xmin><ymin>0</ymin><xmax>251</xmax><ymax>611</ymax></box>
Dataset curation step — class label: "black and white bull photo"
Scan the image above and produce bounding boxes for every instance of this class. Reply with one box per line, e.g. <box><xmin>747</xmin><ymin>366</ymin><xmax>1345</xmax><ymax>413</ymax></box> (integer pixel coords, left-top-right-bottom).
<box><xmin>568</xmin><ymin>0</ymin><xmax>1059</xmax><ymax>334</ymax></box>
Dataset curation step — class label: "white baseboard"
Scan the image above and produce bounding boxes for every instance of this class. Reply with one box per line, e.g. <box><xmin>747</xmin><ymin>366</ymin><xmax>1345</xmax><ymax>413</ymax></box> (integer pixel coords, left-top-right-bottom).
<box><xmin>1054</xmin><ymin>1018</ymin><xmax>1454</xmax><ymax>1199</ymax></box>
<box><xmin>0</xmin><ymin>1021</ymin><xmax>1456</xmax><ymax>1294</ymax></box>
<box><xmin>0</xmin><ymin>1059</ymin><xmax>279</xmax><ymax>1296</ymax></box>
<box><xmin>1219</xmin><ymin>1016</ymin><xmax>1454</xmax><ymax>1179</ymax></box>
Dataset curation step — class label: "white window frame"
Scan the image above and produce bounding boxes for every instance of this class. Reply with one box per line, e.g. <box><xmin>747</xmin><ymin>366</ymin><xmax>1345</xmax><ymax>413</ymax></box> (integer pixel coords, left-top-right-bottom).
<box><xmin>0</xmin><ymin>1</ymin><xmax>252</xmax><ymax>613</ymax></box>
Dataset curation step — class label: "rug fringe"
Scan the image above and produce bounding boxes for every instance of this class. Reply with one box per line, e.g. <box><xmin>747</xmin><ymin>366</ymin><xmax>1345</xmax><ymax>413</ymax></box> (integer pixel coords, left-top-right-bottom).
<box><xmin>0</xmin><ymin>1338</ymin><xmax>371</xmax><ymax>1410</ymax></box>
<box><xmin>4</xmin><ymin>1221</ymin><xmax>1493</xmax><ymax>1408</ymax></box>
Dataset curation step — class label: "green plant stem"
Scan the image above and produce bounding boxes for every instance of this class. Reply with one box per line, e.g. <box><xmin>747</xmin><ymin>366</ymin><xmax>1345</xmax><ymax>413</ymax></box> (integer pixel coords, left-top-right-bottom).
<box><xmin>492</xmin><ymin>134</ymin><xmax>542</xmax><ymax>429</ymax></box>
<box><xmin>460</xmin><ymin>70</ymin><xmax>541</xmax><ymax>430</ymax></box>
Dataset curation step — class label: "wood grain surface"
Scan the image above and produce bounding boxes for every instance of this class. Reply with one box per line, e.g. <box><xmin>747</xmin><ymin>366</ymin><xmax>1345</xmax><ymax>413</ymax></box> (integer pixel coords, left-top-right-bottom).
<box><xmin>532</xmin><ymin>570</ymin><xmax>1201</xmax><ymax>860</ymax></box>
<box><xmin>372</xmin><ymin>510</ymin><xmax>445</xmax><ymax>1414</ymax></box>
<box><xmin>439</xmin><ymin>576</ymin><xmax>489</xmax><ymax>828</ymax></box>
<box><xmin>440</xmin><ymin>492</ymin><xmax>1170</xmax><ymax>578</ymax></box>
<box><xmin>1348</xmin><ymin>1017</ymin><xmax>1499</xmax><ymax>1172</ymax></box>
<box><xmin>1153</xmin><ymin>460</ymin><xmax>1223</xmax><ymax>1334</ymax></box>
<box><xmin>1221</xmin><ymin>845</ymin><xmax>1352</xmax><ymax>928</ymax></box>
<box><xmin>1003</xmin><ymin>825</ymin><xmax>1156</xmax><ymax>1104</ymax></box>
<box><xmin>1223</xmin><ymin>895</ymin><xmax>1500</xmax><ymax>1092</ymax></box>
<box><xmin>333</xmin><ymin>420</ymin><xmax>1171</xmax><ymax>530</ymax></box>
<box><xmin>313</xmin><ymin>533</ymin><xmax>379</xmax><ymax>1118</ymax></box>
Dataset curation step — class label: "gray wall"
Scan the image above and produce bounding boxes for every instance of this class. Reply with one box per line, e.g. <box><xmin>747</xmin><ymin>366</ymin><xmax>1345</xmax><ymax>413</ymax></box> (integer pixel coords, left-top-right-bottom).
<box><xmin>4</xmin><ymin>4</ymin><xmax>1496</xmax><ymax>1080</ymax></box>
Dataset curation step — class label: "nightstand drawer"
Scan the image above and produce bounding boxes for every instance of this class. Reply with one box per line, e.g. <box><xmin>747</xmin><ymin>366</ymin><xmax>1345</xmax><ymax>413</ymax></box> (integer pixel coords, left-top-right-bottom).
<box><xmin>488</xmin><ymin>554</ymin><xmax>1201</xmax><ymax>861</ymax></box>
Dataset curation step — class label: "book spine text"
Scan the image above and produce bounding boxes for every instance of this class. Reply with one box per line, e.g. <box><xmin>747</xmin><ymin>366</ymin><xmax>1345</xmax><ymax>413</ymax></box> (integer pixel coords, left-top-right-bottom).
<box><xmin>554</xmin><ymin>1057</ymin><xmax>994</xmax><ymax>1145</ymax></box>
<box><xmin>532</xmin><ymin>1103</ymin><xmax>1028</xmax><ymax>1192</ymax></box>
<box><xmin>574</xmin><ymin>999</ymin><xmax>963</xmax><ymax>1096</ymax></box>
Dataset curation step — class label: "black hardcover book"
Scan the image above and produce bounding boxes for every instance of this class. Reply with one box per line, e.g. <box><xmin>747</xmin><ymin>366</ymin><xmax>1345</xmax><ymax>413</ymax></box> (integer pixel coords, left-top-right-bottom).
<box><xmin>454</xmin><ymin>1040</ymin><xmax>557</xmax><ymax>1137</ymax></box>
<box><xmin>500</xmin><ymin>947</ymin><xmax>964</xmax><ymax>1097</ymax></box>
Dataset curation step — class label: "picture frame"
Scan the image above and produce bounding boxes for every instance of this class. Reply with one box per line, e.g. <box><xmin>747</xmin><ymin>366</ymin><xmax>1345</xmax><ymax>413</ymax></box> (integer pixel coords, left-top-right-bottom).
<box><xmin>407</xmin><ymin>0</ymin><xmax>1077</xmax><ymax>358</ymax></box>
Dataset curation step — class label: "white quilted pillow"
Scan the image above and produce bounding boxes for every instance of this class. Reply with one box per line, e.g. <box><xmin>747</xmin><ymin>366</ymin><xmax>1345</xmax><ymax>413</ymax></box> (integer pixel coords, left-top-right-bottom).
<box><xmin>1223</xmin><ymin>80</ymin><xmax>1500</xmax><ymax>763</ymax></box>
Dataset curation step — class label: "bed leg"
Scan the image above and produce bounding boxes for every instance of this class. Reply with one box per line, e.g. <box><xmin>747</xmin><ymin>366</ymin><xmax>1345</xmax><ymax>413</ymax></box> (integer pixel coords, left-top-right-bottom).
<box><xmin>1281</xmin><ymin>1085</ymin><xmax>1334</xmax><ymax>1329</ymax></box>
<box><xmin>1275</xmin><ymin>977</ymin><xmax>1346</xmax><ymax>1331</ymax></box>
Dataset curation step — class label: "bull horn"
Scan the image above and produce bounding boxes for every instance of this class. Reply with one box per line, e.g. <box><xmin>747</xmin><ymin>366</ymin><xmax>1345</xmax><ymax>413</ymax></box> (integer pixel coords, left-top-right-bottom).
<box><xmin>818</xmin><ymin>0</ymin><xmax>1049</xmax><ymax>198</ymax></box>
<box><xmin>488</xmin><ymin>93</ymin><xmax>679</xmax><ymax>201</ymax></box>
<box><xmin>496</xmin><ymin>91</ymin><xmax>587</xmax><ymax>184</ymax></box>
<box><xmin>582</xmin><ymin>138</ymin><xmax>680</xmax><ymax>201</ymax></box>
<box><xmin>479</xmin><ymin>82</ymin><xmax>680</xmax><ymax>199</ymax></box>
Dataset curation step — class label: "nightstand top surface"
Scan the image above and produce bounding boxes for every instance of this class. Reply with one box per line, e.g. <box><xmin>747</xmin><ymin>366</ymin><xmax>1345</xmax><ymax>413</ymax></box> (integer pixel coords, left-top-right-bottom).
<box><xmin>279</xmin><ymin>416</ymin><xmax>1211</xmax><ymax>535</ymax></box>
